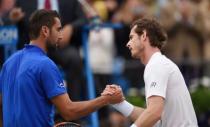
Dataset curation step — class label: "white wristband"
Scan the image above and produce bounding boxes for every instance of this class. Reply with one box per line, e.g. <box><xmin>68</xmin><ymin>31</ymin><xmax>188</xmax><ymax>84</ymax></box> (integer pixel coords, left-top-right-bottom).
<box><xmin>130</xmin><ymin>124</ymin><xmax>137</xmax><ymax>127</ymax></box>
<box><xmin>112</xmin><ymin>100</ymin><xmax>134</xmax><ymax>117</ymax></box>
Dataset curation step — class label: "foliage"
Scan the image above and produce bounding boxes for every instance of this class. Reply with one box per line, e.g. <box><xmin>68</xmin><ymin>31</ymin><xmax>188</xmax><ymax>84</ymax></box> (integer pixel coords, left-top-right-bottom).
<box><xmin>191</xmin><ymin>85</ymin><xmax>210</xmax><ymax>115</ymax></box>
<box><xmin>126</xmin><ymin>95</ymin><xmax>145</xmax><ymax>107</ymax></box>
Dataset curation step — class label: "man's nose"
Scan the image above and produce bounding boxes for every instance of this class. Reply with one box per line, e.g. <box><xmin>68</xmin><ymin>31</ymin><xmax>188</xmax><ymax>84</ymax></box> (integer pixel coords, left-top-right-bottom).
<box><xmin>126</xmin><ymin>41</ymin><xmax>130</xmax><ymax>48</ymax></box>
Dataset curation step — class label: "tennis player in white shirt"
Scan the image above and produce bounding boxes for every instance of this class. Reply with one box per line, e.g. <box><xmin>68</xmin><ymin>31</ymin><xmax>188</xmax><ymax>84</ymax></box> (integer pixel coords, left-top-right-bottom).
<box><xmin>102</xmin><ymin>18</ymin><xmax>198</xmax><ymax>127</ymax></box>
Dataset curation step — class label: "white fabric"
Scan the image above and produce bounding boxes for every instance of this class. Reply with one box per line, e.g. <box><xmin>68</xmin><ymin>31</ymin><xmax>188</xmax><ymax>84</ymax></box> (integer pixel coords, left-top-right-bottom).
<box><xmin>112</xmin><ymin>100</ymin><xmax>134</xmax><ymax>117</ymax></box>
<box><xmin>38</xmin><ymin>0</ymin><xmax>59</xmax><ymax>12</ymax></box>
<box><xmin>88</xmin><ymin>28</ymin><xmax>115</xmax><ymax>74</ymax></box>
<box><xmin>144</xmin><ymin>52</ymin><xmax>198</xmax><ymax>127</ymax></box>
<box><xmin>130</xmin><ymin>124</ymin><xmax>137</xmax><ymax>127</ymax></box>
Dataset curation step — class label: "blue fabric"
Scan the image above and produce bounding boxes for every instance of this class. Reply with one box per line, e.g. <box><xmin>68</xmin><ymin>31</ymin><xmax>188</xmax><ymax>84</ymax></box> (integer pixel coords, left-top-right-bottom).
<box><xmin>0</xmin><ymin>44</ymin><xmax>67</xmax><ymax>127</ymax></box>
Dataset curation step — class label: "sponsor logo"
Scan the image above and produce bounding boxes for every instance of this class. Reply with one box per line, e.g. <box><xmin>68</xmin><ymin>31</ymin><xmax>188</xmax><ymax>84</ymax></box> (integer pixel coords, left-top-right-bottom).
<box><xmin>150</xmin><ymin>82</ymin><xmax>157</xmax><ymax>88</ymax></box>
<box><xmin>59</xmin><ymin>82</ymin><xmax>65</xmax><ymax>88</ymax></box>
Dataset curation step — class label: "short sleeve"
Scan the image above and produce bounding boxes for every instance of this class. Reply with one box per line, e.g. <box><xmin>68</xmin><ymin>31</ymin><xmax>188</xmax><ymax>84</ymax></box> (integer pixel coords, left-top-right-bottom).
<box><xmin>144</xmin><ymin>64</ymin><xmax>170</xmax><ymax>99</ymax></box>
<box><xmin>40</xmin><ymin>60</ymin><xmax>66</xmax><ymax>99</ymax></box>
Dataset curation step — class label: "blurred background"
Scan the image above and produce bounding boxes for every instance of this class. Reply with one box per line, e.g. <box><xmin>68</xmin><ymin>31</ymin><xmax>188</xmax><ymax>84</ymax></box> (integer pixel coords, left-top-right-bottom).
<box><xmin>0</xmin><ymin>0</ymin><xmax>210</xmax><ymax>127</ymax></box>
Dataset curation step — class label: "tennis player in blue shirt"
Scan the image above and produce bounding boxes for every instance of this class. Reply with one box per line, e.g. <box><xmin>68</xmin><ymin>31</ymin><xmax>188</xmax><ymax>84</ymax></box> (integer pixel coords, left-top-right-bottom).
<box><xmin>0</xmin><ymin>9</ymin><xmax>124</xmax><ymax>127</ymax></box>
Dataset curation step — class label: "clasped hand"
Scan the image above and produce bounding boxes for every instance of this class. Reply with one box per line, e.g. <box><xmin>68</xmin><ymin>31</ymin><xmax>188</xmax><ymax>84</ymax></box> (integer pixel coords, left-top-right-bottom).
<box><xmin>101</xmin><ymin>84</ymin><xmax>125</xmax><ymax>104</ymax></box>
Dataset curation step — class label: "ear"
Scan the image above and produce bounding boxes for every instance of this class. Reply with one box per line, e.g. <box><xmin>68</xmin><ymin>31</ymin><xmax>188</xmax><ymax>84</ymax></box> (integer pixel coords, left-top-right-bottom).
<box><xmin>142</xmin><ymin>30</ymin><xmax>147</xmax><ymax>41</ymax></box>
<box><xmin>41</xmin><ymin>26</ymin><xmax>50</xmax><ymax>38</ymax></box>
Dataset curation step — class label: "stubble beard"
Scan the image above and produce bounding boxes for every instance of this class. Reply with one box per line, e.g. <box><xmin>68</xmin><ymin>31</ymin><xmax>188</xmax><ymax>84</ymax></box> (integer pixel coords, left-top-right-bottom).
<box><xmin>46</xmin><ymin>39</ymin><xmax>59</xmax><ymax>53</ymax></box>
<box><xmin>132</xmin><ymin>46</ymin><xmax>144</xmax><ymax>60</ymax></box>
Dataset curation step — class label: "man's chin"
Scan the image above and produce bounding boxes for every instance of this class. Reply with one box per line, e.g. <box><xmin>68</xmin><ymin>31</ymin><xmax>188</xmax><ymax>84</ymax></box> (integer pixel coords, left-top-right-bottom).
<box><xmin>131</xmin><ymin>53</ymin><xmax>139</xmax><ymax>59</ymax></box>
<box><xmin>55</xmin><ymin>43</ymin><xmax>60</xmax><ymax>49</ymax></box>
<box><xmin>130</xmin><ymin>52</ymin><xmax>137</xmax><ymax>58</ymax></box>
<box><xmin>46</xmin><ymin>44</ymin><xmax>59</xmax><ymax>52</ymax></box>
<box><xmin>131</xmin><ymin>55</ymin><xmax>138</xmax><ymax>59</ymax></box>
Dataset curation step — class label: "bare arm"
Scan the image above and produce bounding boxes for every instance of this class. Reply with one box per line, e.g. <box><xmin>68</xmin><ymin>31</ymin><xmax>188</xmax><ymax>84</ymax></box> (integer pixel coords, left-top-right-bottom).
<box><xmin>102</xmin><ymin>85</ymin><xmax>164</xmax><ymax>126</ymax></box>
<box><xmin>51</xmin><ymin>92</ymin><xmax>123</xmax><ymax>121</ymax></box>
<box><xmin>128</xmin><ymin>106</ymin><xmax>145</xmax><ymax>122</ymax></box>
<box><xmin>133</xmin><ymin>96</ymin><xmax>164</xmax><ymax>127</ymax></box>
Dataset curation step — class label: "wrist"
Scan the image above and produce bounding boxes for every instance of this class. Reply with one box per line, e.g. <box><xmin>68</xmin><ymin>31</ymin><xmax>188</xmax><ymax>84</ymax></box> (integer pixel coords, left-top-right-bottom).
<box><xmin>99</xmin><ymin>96</ymin><xmax>110</xmax><ymax>106</ymax></box>
<box><xmin>112</xmin><ymin>100</ymin><xmax>134</xmax><ymax>117</ymax></box>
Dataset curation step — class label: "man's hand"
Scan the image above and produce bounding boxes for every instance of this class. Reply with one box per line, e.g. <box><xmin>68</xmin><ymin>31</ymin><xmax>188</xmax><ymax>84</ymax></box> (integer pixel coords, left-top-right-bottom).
<box><xmin>9</xmin><ymin>7</ymin><xmax>25</xmax><ymax>23</ymax></box>
<box><xmin>101</xmin><ymin>84</ymin><xmax>124</xmax><ymax>104</ymax></box>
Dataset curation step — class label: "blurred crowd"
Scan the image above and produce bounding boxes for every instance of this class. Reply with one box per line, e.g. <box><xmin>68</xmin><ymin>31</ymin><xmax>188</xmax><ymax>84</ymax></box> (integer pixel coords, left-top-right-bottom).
<box><xmin>1</xmin><ymin>0</ymin><xmax>210</xmax><ymax>127</ymax></box>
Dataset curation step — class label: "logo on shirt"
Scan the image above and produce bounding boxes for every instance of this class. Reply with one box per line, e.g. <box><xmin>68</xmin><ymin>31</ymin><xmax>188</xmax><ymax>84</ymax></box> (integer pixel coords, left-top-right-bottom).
<box><xmin>150</xmin><ymin>82</ymin><xmax>157</xmax><ymax>88</ymax></box>
<box><xmin>59</xmin><ymin>82</ymin><xmax>65</xmax><ymax>88</ymax></box>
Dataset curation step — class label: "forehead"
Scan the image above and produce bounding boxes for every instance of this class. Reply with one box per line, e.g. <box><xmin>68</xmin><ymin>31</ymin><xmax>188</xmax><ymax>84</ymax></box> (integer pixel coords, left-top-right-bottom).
<box><xmin>130</xmin><ymin>25</ymin><xmax>138</xmax><ymax>35</ymax></box>
<box><xmin>53</xmin><ymin>17</ymin><xmax>61</xmax><ymax>27</ymax></box>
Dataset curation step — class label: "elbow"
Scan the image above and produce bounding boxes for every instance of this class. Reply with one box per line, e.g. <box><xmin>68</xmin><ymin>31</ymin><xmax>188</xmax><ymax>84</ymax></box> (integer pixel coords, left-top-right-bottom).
<box><xmin>62</xmin><ymin>115</ymin><xmax>74</xmax><ymax>121</ymax></box>
<box><xmin>60</xmin><ymin>106</ymin><xmax>78</xmax><ymax>121</ymax></box>
<box><xmin>62</xmin><ymin>113</ymin><xmax>72</xmax><ymax>121</ymax></box>
<box><xmin>62</xmin><ymin>111</ymin><xmax>77</xmax><ymax>121</ymax></box>
<box><xmin>154</xmin><ymin>112</ymin><xmax>162</xmax><ymax>121</ymax></box>
<box><xmin>148</xmin><ymin>105</ymin><xmax>163</xmax><ymax>121</ymax></box>
<box><xmin>151</xmin><ymin>110</ymin><xmax>162</xmax><ymax>121</ymax></box>
<box><xmin>147</xmin><ymin>108</ymin><xmax>162</xmax><ymax>121</ymax></box>
<box><xmin>62</xmin><ymin>115</ymin><xmax>71</xmax><ymax>121</ymax></box>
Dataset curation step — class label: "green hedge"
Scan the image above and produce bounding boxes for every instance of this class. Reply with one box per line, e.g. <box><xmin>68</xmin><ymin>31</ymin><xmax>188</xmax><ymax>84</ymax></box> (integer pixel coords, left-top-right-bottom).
<box><xmin>191</xmin><ymin>86</ymin><xmax>210</xmax><ymax>115</ymax></box>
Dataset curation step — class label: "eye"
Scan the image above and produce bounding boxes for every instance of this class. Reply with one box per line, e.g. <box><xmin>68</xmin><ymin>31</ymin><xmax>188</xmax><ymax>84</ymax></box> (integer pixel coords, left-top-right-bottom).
<box><xmin>57</xmin><ymin>27</ymin><xmax>62</xmax><ymax>32</ymax></box>
<box><xmin>129</xmin><ymin>36</ymin><xmax>133</xmax><ymax>40</ymax></box>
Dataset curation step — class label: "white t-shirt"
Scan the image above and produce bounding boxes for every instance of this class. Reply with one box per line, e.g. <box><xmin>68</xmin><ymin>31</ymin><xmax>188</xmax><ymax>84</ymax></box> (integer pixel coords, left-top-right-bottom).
<box><xmin>144</xmin><ymin>52</ymin><xmax>198</xmax><ymax>127</ymax></box>
<box><xmin>88</xmin><ymin>28</ymin><xmax>115</xmax><ymax>74</ymax></box>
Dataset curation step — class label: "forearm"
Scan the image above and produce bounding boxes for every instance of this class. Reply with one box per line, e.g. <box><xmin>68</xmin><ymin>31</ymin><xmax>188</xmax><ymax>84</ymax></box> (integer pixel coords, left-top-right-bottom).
<box><xmin>129</xmin><ymin>106</ymin><xmax>144</xmax><ymax>122</ymax></box>
<box><xmin>130</xmin><ymin>96</ymin><xmax>164</xmax><ymax>127</ymax></box>
<box><xmin>134</xmin><ymin>108</ymin><xmax>161</xmax><ymax>127</ymax></box>
<box><xmin>65</xmin><ymin>96</ymin><xmax>108</xmax><ymax>120</ymax></box>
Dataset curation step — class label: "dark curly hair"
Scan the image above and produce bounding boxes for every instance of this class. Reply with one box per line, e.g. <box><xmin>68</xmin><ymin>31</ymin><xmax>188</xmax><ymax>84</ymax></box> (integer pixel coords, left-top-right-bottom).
<box><xmin>131</xmin><ymin>18</ymin><xmax>167</xmax><ymax>49</ymax></box>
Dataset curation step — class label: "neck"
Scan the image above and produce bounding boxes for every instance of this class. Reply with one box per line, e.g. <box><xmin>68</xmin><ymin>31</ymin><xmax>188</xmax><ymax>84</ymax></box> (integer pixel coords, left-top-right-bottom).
<box><xmin>141</xmin><ymin>47</ymin><xmax>160</xmax><ymax>65</ymax></box>
<box><xmin>30</xmin><ymin>37</ymin><xmax>47</xmax><ymax>53</ymax></box>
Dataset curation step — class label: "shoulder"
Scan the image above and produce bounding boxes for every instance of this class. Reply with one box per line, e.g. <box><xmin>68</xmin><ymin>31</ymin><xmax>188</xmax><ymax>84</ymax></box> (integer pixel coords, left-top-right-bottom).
<box><xmin>38</xmin><ymin>57</ymin><xmax>58</xmax><ymax>70</ymax></box>
<box><xmin>3</xmin><ymin>50</ymin><xmax>23</xmax><ymax>67</ymax></box>
<box><xmin>145</xmin><ymin>54</ymin><xmax>175</xmax><ymax>75</ymax></box>
<box><xmin>35</xmin><ymin>57</ymin><xmax>61</xmax><ymax>79</ymax></box>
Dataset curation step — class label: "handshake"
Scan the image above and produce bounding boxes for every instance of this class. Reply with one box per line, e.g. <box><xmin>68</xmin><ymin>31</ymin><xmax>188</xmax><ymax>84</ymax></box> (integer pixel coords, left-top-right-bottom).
<box><xmin>101</xmin><ymin>84</ymin><xmax>125</xmax><ymax>105</ymax></box>
<box><xmin>101</xmin><ymin>84</ymin><xmax>134</xmax><ymax>118</ymax></box>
